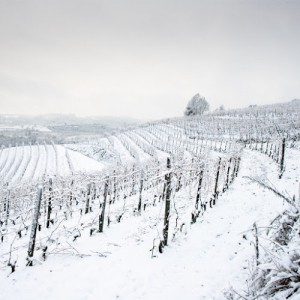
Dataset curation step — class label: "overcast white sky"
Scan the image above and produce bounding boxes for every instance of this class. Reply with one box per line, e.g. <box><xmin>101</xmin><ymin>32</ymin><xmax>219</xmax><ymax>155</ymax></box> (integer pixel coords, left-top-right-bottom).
<box><xmin>0</xmin><ymin>0</ymin><xmax>299</xmax><ymax>120</ymax></box>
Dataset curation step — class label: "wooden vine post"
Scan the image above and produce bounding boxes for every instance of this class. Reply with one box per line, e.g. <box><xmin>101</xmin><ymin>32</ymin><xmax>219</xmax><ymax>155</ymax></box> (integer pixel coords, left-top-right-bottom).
<box><xmin>85</xmin><ymin>183</ymin><xmax>91</xmax><ymax>214</ymax></box>
<box><xmin>5</xmin><ymin>186</ymin><xmax>10</xmax><ymax>226</ymax></box>
<box><xmin>137</xmin><ymin>171</ymin><xmax>144</xmax><ymax>213</ymax></box>
<box><xmin>113</xmin><ymin>170</ymin><xmax>117</xmax><ymax>203</ymax></box>
<box><xmin>46</xmin><ymin>178</ymin><xmax>52</xmax><ymax>228</ymax></box>
<box><xmin>69</xmin><ymin>179</ymin><xmax>74</xmax><ymax>207</ymax></box>
<box><xmin>195</xmin><ymin>169</ymin><xmax>204</xmax><ymax>211</ymax></box>
<box><xmin>27</xmin><ymin>186</ymin><xmax>43</xmax><ymax>266</ymax></box>
<box><xmin>131</xmin><ymin>166</ymin><xmax>135</xmax><ymax>196</ymax></box>
<box><xmin>192</xmin><ymin>168</ymin><xmax>204</xmax><ymax>224</ymax></box>
<box><xmin>223</xmin><ymin>158</ymin><xmax>232</xmax><ymax>192</ymax></box>
<box><xmin>99</xmin><ymin>178</ymin><xmax>109</xmax><ymax>233</ymax></box>
<box><xmin>253</xmin><ymin>222</ymin><xmax>259</xmax><ymax>265</ymax></box>
<box><xmin>235</xmin><ymin>157</ymin><xmax>241</xmax><ymax>177</ymax></box>
<box><xmin>231</xmin><ymin>157</ymin><xmax>239</xmax><ymax>184</ymax></box>
<box><xmin>162</xmin><ymin>157</ymin><xmax>172</xmax><ymax>247</ymax></box>
<box><xmin>212</xmin><ymin>157</ymin><xmax>222</xmax><ymax>206</ymax></box>
<box><xmin>279</xmin><ymin>137</ymin><xmax>286</xmax><ymax>179</ymax></box>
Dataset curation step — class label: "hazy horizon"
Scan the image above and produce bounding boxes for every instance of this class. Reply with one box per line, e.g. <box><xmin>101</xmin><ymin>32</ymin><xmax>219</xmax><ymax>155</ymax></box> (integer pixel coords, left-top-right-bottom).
<box><xmin>1</xmin><ymin>0</ymin><xmax>300</xmax><ymax>119</ymax></box>
<box><xmin>1</xmin><ymin>97</ymin><xmax>298</xmax><ymax>122</ymax></box>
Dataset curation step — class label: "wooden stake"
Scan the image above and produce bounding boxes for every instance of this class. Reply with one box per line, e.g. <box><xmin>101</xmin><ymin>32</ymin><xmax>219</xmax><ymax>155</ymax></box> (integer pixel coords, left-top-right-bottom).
<box><xmin>27</xmin><ymin>186</ymin><xmax>43</xmax><ymax>266</ymax></box>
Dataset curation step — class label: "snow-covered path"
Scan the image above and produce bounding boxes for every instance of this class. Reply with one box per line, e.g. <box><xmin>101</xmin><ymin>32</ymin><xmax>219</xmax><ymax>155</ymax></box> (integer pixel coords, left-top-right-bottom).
<box><xmin>0</xmin><ymin>149</ymin><xmax>295</xmax><ymax>300</ymax></box>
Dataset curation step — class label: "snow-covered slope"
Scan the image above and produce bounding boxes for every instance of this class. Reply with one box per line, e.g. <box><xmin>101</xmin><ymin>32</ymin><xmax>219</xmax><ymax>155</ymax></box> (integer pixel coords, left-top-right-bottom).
<box><xmin>0</xmin><ymin>148</ymin><xmax>298</xmax><ymax>300</ymax></box>
<box><xmin>0</xmin><ymin>101</ymin><xmax>300</xmax><ymax>299</ymax></box>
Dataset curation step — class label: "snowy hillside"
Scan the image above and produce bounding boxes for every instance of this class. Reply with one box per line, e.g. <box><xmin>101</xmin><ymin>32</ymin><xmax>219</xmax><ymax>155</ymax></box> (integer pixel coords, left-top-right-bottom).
<box><xmin>0</xmin><ymin>100</ymin><xmax>300</xmax><ymax>300</ymax></box>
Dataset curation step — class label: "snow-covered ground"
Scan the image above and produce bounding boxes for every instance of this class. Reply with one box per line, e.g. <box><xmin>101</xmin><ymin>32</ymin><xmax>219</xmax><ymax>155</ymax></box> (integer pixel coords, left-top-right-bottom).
<box><xmin>0</xmin><ymin>148</ymin><xmax>298</xmax><ymax>300</ymax></box>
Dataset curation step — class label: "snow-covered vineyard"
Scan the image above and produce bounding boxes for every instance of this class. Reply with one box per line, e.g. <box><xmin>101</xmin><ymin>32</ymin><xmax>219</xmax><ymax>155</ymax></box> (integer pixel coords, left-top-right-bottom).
<box><xmin>0</xmin><ymin>144</ymin><xmax>105</xmax><ymax>184</ymax></box>
<box><xmin>1</xmin><ymin>100</ymin><xmax>300</xmax><ymax>299</ymax></box>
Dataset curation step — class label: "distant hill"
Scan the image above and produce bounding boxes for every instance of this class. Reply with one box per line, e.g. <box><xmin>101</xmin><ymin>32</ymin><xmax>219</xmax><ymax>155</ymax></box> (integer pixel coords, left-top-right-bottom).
<box><xmin>0</xmin><ymin>114</ymin><xmax>142</xmax><ymax>126</ymax></box>
<box><xmin>0</xmin><ymin>114</ymin><xmax>144</xmax><ymax>146</ymax></box>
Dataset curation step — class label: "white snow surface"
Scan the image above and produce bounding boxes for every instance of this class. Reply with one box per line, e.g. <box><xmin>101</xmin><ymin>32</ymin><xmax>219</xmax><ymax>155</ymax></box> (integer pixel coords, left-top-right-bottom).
<box><xmin>1</xmin><ymin>148</ymin><xmax>298</xmax><ymax>300</ymax></box>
